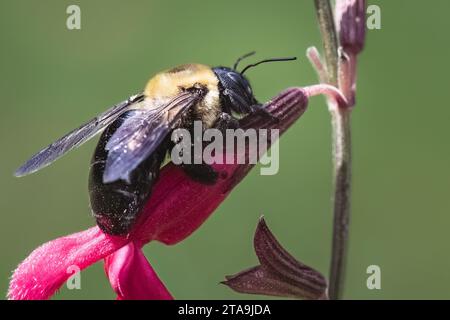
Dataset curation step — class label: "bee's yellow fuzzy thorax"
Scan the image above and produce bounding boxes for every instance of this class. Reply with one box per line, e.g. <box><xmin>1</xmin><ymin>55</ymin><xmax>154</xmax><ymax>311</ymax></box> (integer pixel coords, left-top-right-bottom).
<box><xmin>144</xmin><ymin>63</ymin><xmax>218</xmax><ymax>99</ymax></box>
<box><xmin>144</xmin><ymin>63</ymin><xmax>221</xmax><ymax>128</ymax></box>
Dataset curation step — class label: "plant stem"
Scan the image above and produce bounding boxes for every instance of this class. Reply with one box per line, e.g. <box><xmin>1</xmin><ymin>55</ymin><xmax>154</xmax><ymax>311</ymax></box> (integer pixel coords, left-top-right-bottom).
<box><xmin>328</xmin><ymin>107</ymin><xmax>351</xmax><ymax>300</ymax></box>
<box><xmin>314</xmin><ymin>0</ymin><xmax>339</xmax><ymax>85</ymax></box>
<box><xmin>314</xmin><ymin>0</ymin><xmax>352</xmax><ymax>300</ymax></box>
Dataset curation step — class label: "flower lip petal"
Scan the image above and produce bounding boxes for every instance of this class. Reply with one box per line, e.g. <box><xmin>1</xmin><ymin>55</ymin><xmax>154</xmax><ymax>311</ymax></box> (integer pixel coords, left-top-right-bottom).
<box><xmin>105</xmin><ymin>242</ymin><xmax>172</xmax><ymax>300</ymax></box>
<box><xmin>8</xmin><ymin>227</ymin><xmax>128</xmax><ymax>300</ymax></box>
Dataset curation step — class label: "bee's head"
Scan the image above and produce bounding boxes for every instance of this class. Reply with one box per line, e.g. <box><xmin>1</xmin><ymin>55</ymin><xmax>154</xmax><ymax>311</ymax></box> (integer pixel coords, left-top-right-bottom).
<box><xmin>212</xmin><ymin>52</ymin><xmax>297</xmax><ymax>115</ymax></box>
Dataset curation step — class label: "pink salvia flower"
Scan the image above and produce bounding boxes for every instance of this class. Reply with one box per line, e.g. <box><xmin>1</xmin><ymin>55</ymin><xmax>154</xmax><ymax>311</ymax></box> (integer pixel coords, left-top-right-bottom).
<box><xmin>8</xmin><ymin>86</ymin><xmax>344</xmax><ymax>300</ymax></box>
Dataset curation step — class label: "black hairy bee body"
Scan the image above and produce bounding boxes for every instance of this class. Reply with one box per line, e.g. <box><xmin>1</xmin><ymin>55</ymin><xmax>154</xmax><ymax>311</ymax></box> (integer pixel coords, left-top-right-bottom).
<box><xmin>89</xmin><ymin>110</ymin><xmax>169</xmax><ymax>235</ymax></box>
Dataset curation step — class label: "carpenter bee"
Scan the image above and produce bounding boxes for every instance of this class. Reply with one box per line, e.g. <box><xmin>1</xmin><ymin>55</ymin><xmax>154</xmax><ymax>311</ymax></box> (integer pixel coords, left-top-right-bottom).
<box><xmin>15</xmin><ymin>52</ymin><xmax>296</xmax><ymax>235</ymax></box>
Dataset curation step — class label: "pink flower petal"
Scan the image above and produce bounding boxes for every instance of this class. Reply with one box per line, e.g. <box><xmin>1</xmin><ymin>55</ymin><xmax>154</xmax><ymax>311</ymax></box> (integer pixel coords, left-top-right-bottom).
<box><xmin>8</xmin><ymin>227</ymin><xmax>128</xmax><ymax>300</ymax></box>
<box><xmin>105</xmin><ymin>242</ymin><xmax>172</xmax><ymax>300</ymax></box>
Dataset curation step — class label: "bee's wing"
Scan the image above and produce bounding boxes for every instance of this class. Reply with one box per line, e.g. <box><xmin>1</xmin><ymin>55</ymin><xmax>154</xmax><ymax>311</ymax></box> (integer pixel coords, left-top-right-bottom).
<box><xmin>102</xmin><ymin>91</ymin><xmax>201</xmax><ymax>184</ymax></box>
<box><xmin>15</xmin><ymin>94</ymin><xmax>145</xmax><ymax>177</ymax></box>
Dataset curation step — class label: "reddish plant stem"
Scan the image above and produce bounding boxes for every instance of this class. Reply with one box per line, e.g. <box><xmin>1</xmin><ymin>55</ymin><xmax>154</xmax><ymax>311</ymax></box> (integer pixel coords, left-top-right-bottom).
<box><xmin>314</xmin><ymin>0</ymin><xmax>352</xmax><ymax>300</ymax></box>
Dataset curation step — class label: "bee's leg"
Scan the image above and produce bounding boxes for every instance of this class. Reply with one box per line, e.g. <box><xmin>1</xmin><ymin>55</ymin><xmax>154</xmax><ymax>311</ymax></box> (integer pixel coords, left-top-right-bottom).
<box><xmin>179</xmin><ymin>162</ymin><xmax>218</xmax><ymax>185</ymax></box>
<box><xmin>213</xmin><ymin>112</ymin><xmax>240</xmax><ymax>132</ymax></box>
<box><xmin>176</xmin><ymin>113</ymin><xmax>240</xmax><ymax>185</ymax></box>
<box><xmin>178</xmin><ymin>140</ymin><xmax>218</xmax><ymax>185</ymax></box>
<box><xmin>249</xmin><ymin>103</ymin><xmax>280</xmax><ymax>122</ymax></box>
<box><xmin>173</xmin><ymin>127</ymin><xmax>218</xmax><ymax>185</ymax></box>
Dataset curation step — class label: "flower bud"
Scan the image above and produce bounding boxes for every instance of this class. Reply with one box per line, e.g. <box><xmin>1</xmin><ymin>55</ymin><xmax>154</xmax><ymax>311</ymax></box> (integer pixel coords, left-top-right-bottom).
<box><xmin>335</xmin><ymin>0</ymin><xmax>366</xmax><ymax>55</ymax></box>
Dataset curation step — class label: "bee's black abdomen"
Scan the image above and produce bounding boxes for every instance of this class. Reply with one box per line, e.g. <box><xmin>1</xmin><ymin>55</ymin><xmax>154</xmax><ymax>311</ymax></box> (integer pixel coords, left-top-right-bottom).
<box><xmin>89</xmin><ymin>110</ymin><xmax>168</xmax><ymax>235</ymax></box>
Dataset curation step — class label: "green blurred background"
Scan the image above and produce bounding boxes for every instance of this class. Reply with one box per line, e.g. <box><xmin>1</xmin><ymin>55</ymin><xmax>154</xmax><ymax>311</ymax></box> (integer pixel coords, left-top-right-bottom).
<box><xmin>1</xmin><ymin>0</ymin><xmax>449</xmax><ymax>299</ymax></box>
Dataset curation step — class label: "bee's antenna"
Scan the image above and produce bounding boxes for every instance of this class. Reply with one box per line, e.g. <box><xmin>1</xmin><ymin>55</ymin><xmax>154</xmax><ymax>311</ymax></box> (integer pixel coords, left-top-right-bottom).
<box><xmin>240</xmin><ymin>56</ymin><xmax>297</xmax><ymax>74</ymax></box>
<box><xmin>233</xmin><ymin>51</ymin><xmax>256</xmax><ymax>70</ymax></box>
